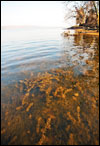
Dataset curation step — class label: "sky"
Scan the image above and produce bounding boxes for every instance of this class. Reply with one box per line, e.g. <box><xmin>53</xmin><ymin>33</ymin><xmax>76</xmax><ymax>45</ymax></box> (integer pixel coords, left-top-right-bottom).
<box><xmin>1</xmin><ymin>1</ymin><xmax>75</xmax><ymax>28</ymax></box>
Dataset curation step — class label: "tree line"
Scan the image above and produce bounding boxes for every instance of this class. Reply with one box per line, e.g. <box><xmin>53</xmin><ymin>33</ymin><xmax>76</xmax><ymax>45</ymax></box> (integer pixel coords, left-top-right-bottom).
<box><xmin>65</xmin><ymin>1</ymin><xmax>99</xmax><ymax>30</ymax></box>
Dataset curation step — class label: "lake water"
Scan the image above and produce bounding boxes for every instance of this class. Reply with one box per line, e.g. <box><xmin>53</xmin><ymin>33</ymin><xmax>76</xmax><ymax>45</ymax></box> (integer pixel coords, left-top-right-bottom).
<box><xmin>1</xmin><ymin>27</ymin><xmax>64</xmax><ymax>85</ymax></box>
<box><xmin>1</xmin><ymin>27</ymin><xmax>99</xmax><ymax>145</ymax></box>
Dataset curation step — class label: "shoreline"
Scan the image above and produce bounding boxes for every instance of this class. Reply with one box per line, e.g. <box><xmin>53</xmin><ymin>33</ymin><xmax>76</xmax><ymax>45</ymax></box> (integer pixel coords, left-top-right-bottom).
<box><xmin>63</xmin><ymin>27</ymin><xmax>99</xmax><ymax>37</ymax></box>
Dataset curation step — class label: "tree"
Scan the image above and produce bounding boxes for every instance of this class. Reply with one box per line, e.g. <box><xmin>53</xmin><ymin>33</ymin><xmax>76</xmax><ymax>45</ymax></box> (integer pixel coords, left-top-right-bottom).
<box><xmin>64</xmin><ymin>1</ymin><xmax>99</xmax><ymax>29</ymax></box>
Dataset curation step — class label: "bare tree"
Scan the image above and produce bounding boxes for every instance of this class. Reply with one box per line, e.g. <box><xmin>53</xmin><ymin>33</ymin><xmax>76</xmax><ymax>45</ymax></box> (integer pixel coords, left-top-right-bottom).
<box><xmin>64</xmin><ymin>1</ymin><xmax>99</xmax><ymax>29</ymax></box>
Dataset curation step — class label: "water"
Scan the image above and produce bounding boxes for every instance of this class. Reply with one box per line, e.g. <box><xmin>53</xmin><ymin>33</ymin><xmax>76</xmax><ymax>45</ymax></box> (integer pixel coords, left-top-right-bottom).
<box><xmin>1</xmin><ymin>27</ymin><xmax>63</xmax><ymax>85</ymax></box>
<box><xmin>1</xmin><ymin>27</ymin><xmax>95</xmax><ymax>85</ymax></box>
<box><xmin>1</xmin><ymin>27</ymin><xmax>99</xmax><ymax>145</ymax></box>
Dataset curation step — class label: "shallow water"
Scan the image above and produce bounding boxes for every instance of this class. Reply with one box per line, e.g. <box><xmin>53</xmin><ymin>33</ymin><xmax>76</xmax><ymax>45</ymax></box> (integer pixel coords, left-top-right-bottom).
<box><xmin>1</xmin><ymin>27</ymin><xmax>99</xmax><ymax>145</ymax></box>
<box><xmin>1</xmin><ymin>27</ymin><xmax>63</xmax><ymax>85</ymax></box>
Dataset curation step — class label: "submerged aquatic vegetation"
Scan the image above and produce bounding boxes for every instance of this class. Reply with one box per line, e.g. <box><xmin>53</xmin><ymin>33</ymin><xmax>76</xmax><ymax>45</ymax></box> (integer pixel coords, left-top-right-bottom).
<box><xmin>1</xmin><ymin>34</ymin><xmax>99</xmax><ymax>145</ymax></box>
<box><xmin>1</xmin><ymin>63</ymin><xmax>99</xmax><ymax>145</ymax></box>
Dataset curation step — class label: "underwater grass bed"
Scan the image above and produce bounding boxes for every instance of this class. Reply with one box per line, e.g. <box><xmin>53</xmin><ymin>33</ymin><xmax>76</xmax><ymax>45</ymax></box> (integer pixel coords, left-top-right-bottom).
<box><xmin>1</xmin><ymin>61</ymin><xmax>99</xmax><ymax>145</ymax></box>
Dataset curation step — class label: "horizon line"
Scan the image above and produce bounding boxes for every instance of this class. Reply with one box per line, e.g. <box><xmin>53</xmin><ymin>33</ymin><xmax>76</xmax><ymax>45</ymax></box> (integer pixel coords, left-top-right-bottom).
<box><xmin>1</xmin><ymin>25</ymin><xmax>64</xmax><ymax>28</ymax></box>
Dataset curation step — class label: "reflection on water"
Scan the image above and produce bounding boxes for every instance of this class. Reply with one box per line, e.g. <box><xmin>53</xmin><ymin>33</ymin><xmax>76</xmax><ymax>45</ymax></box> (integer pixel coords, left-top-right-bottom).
<box><xmin>1</xmin><ymin>28</ymin><xmax>99</xmax><ymax>145</ymax></box>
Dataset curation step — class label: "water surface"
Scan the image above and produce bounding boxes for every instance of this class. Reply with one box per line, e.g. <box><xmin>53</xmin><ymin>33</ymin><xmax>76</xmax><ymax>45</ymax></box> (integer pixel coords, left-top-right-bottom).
<box><xmin>1</xmin><ymin>27</ymin><xmax>99</xmax><ymax>145</ymax></box>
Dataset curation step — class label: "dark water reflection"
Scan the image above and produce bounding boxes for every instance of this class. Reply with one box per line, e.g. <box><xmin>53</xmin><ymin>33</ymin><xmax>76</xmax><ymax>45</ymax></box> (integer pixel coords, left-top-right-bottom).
<box><xmin>1</xmin><ymin>28</ymin><xmax>99</xmax><ymax>145</ymax></box>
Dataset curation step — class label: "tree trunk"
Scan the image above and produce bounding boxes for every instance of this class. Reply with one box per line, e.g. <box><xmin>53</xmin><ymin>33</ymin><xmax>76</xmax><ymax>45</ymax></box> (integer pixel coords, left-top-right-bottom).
<box><xmin>92</xmin><ymin>1</ymin><xmax>99</xmax><ymax>28</ymax></box>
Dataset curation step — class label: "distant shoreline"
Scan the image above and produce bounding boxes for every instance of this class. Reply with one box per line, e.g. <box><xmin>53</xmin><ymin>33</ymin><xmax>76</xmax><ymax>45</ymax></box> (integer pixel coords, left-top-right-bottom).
<box><xmin>67</xmin><ymin>25</ymin><xmax>99</xmax><ymax>31</ymax></box>
<box><xmin>1</xmin><ymin>25</ymin><xmax>63</xmax><ymax>29</ymax></box>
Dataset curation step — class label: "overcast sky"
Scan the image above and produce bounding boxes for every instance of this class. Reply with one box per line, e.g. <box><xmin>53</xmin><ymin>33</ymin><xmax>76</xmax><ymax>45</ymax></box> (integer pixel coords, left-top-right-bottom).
<box><xmin>1</xmin><ymin>1</ymin><xmax>75</xmax><ymax>28</ymax></box>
